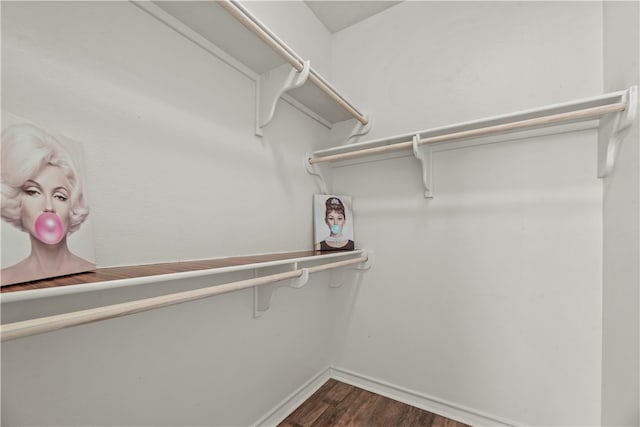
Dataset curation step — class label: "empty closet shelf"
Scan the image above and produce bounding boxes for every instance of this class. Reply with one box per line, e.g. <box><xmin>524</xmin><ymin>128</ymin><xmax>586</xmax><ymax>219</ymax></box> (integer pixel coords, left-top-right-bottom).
<box><xmin>136</xmin><ymin>1</ymin><xmax>367</xmax><ymax>128</ymax></box>
<box><xmin>308</xmin><ymin>87</ymin><xmax>634</xmax><ymax>164</ymax></box>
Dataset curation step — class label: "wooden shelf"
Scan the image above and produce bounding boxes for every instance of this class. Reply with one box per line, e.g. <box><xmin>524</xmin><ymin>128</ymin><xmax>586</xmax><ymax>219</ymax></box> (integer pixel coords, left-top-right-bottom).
<box><xmin>1</xmin><ymin>249</ymin><xmax>370</xmax><ymax>340</ymax></box>
<box><xmin>1</xmin><ymin>250</ymin><xmax>365</xmax><ymax>298</ymax></box>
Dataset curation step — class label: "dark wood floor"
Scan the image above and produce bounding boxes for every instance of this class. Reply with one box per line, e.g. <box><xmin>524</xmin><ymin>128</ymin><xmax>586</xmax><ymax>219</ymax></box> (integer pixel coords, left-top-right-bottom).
<box><xmin>279</xmin><ymin>379</ymin><xmax>471</xmax><ymax>427</ymax></box>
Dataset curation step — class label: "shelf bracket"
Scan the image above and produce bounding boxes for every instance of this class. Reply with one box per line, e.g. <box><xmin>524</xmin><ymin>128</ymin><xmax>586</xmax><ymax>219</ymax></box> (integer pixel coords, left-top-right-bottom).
<box><xmin>598</xmin><ymin>85</ymin><xmax>637</xmax><ymax>178</ymax></box>
<box><xmin>255</xmin><ymin>61</ymin><xmax>311</xmax><ymax>136</ymax></box>
<box><xmin>329</xmin><ymin>250</ymin><xmax>373</xmax><ymax>288</ymax></box>
<box><xmin>305</xmin><ymin>153</ymin><xmax>330</xmax><ymax>194</ymax></box>
<box><xmin>253</xmin><ymin>263</ymin><xmax>310</xmax><ymax>317</ymax></box>
<box><xmin>253</xmin><ymin>252</ymin><xmax>370</xmax><ymax>315</ymax></box>
<box><xmin>328</xmin><ymin>114</ymin><xmax>374</xmax><ymax>146</ymax></box>
<box><xmin>412</xmin><ymin>134</ymin><xmax>434</xmax><ymax>198</ymax></box>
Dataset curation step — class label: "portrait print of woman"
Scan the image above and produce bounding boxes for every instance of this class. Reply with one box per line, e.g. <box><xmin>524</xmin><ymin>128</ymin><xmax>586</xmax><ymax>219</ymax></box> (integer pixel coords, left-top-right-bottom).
<box><xmin>314</xmin><ymin>195</ymin><xmax>355</xmax><ymax>251</ymax></box>
<box><xmin>1</xmin><ymin>122</ymin><xmax>96</xmax><ymax>286</ymax></box>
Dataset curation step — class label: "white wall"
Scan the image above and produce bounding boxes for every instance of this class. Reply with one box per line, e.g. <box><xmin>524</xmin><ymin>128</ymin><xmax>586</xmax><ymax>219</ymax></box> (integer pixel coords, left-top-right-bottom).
<box><xmin>1</xmin><ymin>2</ymin><xmax>337</xmax><ymax>425</ymax></box>
<box><xmin>330</xmin><ymin>2</ymin><xmax>604</xmax><ymax>425</ymax></box>
<box><xmin>3</xmin><ymin>2</ymin><xmax>632</xmax><ymax>426</ymax></box>
<box><xmin>602</xmin><ymin>2</ymin><xmax>640</xmax><ymax>426</ymax></box>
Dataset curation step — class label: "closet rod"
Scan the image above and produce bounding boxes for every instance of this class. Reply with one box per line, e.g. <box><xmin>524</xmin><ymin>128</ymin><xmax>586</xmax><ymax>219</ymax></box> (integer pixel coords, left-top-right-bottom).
<box><xmin>309</xmin><ymin>102</ymin><xmax>626</xmax><ymax>164</ymax></box>
<box><xmin>217</xmin><ymin>0</ymin><xmax>368</xmax><ymax>126</ymax></box>
<box><xmin>0</xmin><ymin>256</ymin><xmax>367</xmax><ymax>342</ymax></box>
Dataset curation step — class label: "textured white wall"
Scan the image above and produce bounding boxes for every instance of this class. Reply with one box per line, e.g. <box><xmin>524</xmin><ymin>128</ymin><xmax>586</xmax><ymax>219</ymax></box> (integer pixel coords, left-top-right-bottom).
<box><xmin>3</xmin><ymin>1</ymin><xmax>630</xmax><ymax>426</ymax></box>
<box><xmin>602</xmin><ymin>2</ymin><xmax>640</xmax><ymax>426</ymax></box>
<box><xmin>1</xmin><ymin>2</ymin><xmax>336</xmax><ymax>425</ymax></box>
<box><xmin>329</xmin><ymin>2</ymin><xmax>604</xmax><ymax>425</ymax></box>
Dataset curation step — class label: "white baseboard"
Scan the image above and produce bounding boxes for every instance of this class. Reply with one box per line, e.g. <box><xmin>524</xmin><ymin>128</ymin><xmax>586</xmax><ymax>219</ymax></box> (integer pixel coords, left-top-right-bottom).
<box><xmin>330</xmin><ymin>367</ymin><xmax>520</xmax><ymax>427</ymax></box>
<box><xmin>253</xmin><ymin>367</ymin><xmax>333</xmax><ymax>427</ymax></box>
<box><xmin>255</xmin><ymin>366</ymin><xmax>520</xmax><ymax>427</ymax></box>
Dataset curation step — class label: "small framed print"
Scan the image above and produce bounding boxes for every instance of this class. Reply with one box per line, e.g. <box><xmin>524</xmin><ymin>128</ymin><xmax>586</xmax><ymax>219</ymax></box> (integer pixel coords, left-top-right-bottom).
<box><xmin>314</xmin><ymin>194</ymin><xmax>355</xmax><ymax>251</ymax></box>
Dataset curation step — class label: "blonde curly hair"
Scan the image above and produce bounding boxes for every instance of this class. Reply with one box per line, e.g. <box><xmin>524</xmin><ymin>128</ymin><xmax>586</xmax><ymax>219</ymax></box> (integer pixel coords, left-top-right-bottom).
<box><xmin>1</xmin><ymin>124</ymin><xmax>89</xmax><ymax>234</ymax></box>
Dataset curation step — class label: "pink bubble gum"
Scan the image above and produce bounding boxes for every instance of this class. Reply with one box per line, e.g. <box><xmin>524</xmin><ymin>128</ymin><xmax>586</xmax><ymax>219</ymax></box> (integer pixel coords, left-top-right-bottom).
<box><xmin>34</xmin><ymin>212</ymin><xmax>66</xmax><ymax>245</ymax></box>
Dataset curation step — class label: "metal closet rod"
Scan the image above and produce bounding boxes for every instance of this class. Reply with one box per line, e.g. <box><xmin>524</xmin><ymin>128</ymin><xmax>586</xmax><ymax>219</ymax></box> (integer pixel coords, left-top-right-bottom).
<box><xmin>0</xmin><ymin>256</ymin><xmax>367</xmax><ymax>342</ymax></box>
<box><xmin>218</xmin><ymin>0</ymin><xmax>368</xmax><ymax>126</ymax></box>
<box><xmin>309</xmin><ymin>102</ymin><xmax>627</xmax><ymax>164</ymax></box>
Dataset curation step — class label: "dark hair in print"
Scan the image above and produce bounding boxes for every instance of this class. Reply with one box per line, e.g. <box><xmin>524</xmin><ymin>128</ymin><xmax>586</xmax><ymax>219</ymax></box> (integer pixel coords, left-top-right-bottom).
<box><xmin>325</xmin><ymin>197</ymin><xmax>345</xmax><ymax>220</ymax></box>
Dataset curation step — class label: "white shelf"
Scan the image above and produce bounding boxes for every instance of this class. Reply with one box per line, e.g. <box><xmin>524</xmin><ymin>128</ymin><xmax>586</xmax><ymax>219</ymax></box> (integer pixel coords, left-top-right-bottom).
<box><xmin>306</xmin><ymin>87</ymin><xmax>637</xmax><ymax>197</ymax></box>
<box><xmin>134</xmin><ymin>1</ymin><xmax>368</xmax><ymax>134</ymax></box>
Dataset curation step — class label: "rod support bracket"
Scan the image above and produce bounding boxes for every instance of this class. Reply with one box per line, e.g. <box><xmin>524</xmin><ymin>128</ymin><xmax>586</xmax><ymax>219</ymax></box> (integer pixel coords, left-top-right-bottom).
<box><xmin>412</xmin><ymin>134</ymin><xmax>434</xmax><ymax>198</ymax></box>
<box><xmin>329</xmin><ymin>251</ymin><xmax>372</xmax><ymax>288</ymax></box>
<box><xmin>354</xmin><ymin>250</ymin><xmax>373</xmax><ymax>271</ymax></box>
<box><xmin>255</xmin><ymin>60</ymin><xmax>311</xmax><ymax>136</ymax></box>
<box><xmin>290</xmin><ymin>268</ymin><xmax>309</xmax><ymax>289</ymax></box>
<box><xmin>350</xmin><ymin>114</ymin><xmax>373</xmax><ymax>142</ymax></box>
<box><xmin>305</xmin><ymin>152</ymin><xmax>330</xmax><ymax>194</ymax></box>
<box><xmin>253</xmin><ymin>263</ymin><xmax>310</xmax><ymax>317</ymax></box>
<box><xmin>328</xmin><ymin>114</ymin><xmax>374</xmax><ymax>146</ymax></box>
<box><xmin>598</xmin><ymin>85</ymin><xmax>637</xmax><ymax>178</ymax></box>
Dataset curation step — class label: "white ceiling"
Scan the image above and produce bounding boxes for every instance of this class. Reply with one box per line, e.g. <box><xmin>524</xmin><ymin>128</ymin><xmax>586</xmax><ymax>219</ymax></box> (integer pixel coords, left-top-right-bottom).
<box><xmin>304</xmin><ymin>1</ymin><xmax>402</xmax><ymax>33</ymax></box>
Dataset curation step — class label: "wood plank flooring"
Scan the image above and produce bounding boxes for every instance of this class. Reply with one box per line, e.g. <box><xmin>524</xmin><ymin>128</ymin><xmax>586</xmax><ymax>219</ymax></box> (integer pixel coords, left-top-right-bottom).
<box><xmin>279</xmin><ymin>379</ymin><xmax>471</xmax><ymax>427</ymax></box>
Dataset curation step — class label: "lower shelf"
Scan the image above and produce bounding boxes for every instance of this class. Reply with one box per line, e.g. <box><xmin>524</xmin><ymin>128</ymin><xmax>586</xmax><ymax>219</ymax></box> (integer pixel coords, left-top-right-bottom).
<box><xmin>1</xmin><ymin>249</ymin><xmax>367</xmax><ymax>301</ymax></box>
<box><xmin>1</xmin><ymin>249</ymin><xmax>370</xmax><ymax>341</ymax></box>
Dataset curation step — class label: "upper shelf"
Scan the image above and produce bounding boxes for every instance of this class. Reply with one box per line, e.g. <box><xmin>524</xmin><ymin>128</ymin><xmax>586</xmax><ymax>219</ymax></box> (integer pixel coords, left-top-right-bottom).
<box><xmin>306</xmin><ymin>86</ymin><xmax>638</xmax><ymax>197</ymax></box>
<box><xmin>134</xmin><ymin>0</ymin><xmax>369</xmax><ymax>135</ymax></box>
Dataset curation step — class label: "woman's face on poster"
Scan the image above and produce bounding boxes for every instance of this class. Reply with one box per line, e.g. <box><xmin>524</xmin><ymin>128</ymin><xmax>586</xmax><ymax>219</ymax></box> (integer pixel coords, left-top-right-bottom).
<box><xmin>20</xmin><ymin>164</ymin><xmax>71</xmax><ymax>240</ymax></box>
<box><xmin>326</xmin><ymin>209</ymin><xmax>345</xmax><ymax>234</ymax></box>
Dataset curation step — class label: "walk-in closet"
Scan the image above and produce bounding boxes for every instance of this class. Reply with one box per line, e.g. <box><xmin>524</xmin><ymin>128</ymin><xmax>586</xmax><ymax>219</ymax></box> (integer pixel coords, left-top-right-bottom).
<box><xmin>1</xmin><ymin>1</ymin><xmax>638</xmax><ymax>426</ymax></box>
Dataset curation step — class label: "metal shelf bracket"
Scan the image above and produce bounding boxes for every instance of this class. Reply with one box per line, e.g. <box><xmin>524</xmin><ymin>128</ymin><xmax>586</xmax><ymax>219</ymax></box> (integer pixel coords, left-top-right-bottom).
<box><xmin>252</xmin><ymin>251</ymin><xmax>370</xmax><ymax>315</ymax></box>
<box><xmin>598</xmin><ymin>85</ymin><xmax>637</xmax><ymax>178</ymax></box>
<box><xmin>412</xmin><ymin>134</ymin><xmax>434</xmax><ymax>198</ymax></box>
<box><xmin>305</xmin><ymin>152</ymin><xmax>330</xmax><ymax>194</ymax></box>
<box><xmin>255</xmin><ymin>60</ymin><xmax>311</xmax><ymax>136</ymax></box>
<box><xmin>347</xmin><ymin>113</ymin><xmax>373</xmax><ymax>143</ymax></box>
<box><xmin>329</xmin><ymin>250</ymin><xmax>373</xmax><ymax>288</ymax></box>
<box><xmin>304</xmin><ymin>113</ymin><xmax>373</xmax><ymax>195</ymax></box>
<box><xmin>253</xmin><ymin>263</ymin><xmax>310</xmax><ymax>317</ymax></box>
<box><xmin>328</xmin><ymin>114</ymin><xmax>374</xmax><ymax>146</ymax></box>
